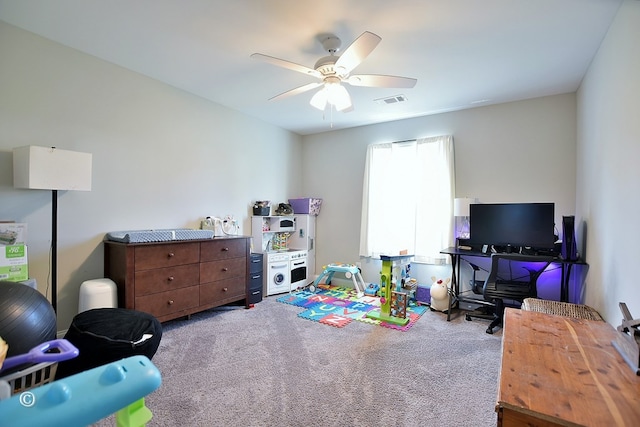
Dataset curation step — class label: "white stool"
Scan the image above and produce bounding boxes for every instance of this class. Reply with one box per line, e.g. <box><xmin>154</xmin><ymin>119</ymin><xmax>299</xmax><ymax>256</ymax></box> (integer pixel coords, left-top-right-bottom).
<box><xmin>78</xmin><ymin>278</ymin><xmax>117</xmax><ymax>313</ymax></box>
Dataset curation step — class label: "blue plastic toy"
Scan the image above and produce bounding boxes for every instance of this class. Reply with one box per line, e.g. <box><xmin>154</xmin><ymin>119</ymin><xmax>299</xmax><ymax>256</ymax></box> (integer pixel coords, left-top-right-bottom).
<box><xmin>0</xmin><ymin>355</ymin><xmax>161</xmax><ymax>427</ymax></box>
<box><xmin>310</xmin><ymin>263</ymin><xmax>367</xmax><ymax>296</ymax></box>
<box><xmin>364</xmin><ymin>283</ymin><xmax>380</xmax><ymax>297</ymax></box>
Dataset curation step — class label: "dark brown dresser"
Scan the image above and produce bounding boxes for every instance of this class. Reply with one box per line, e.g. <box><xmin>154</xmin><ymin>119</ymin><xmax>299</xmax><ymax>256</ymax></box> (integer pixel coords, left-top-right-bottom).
<box><xmin>104</xmin><ymin>236</ymin><xmax>250</xmax><ymax>322</ymax></box>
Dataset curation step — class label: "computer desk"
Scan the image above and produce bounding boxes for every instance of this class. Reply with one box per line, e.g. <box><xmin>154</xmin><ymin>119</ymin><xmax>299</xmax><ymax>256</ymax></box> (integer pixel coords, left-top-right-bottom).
<box><xmin>440</xmin><ymin>247</ymin><xmax>589</xmax><ymax>321</ymax></box>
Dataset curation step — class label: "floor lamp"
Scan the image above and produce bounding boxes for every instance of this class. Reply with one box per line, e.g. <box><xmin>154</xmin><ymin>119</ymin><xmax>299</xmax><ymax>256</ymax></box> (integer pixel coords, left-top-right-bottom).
<box><xmin>13</xmin><ymin>146</ymin><xmax>92</xmax><ymax>313</ymax></box>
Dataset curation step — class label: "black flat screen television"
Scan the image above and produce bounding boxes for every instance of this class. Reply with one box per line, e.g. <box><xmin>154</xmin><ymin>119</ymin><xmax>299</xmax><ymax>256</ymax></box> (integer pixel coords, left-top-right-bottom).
<box><xmin>469</xmin><ymin>202</ymin><xmax>555</xmax><ymax>249</ymax></box>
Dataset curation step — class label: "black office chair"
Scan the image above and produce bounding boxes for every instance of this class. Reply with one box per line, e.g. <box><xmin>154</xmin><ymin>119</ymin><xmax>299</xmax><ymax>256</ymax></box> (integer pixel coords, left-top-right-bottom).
<box><xmin>466</xmin><ymin>253</ymin><xmax>554</xmax><ymax>334</ymax></box>
<box><xmin>463</xmin><ymin>262</ymin><xmax>496</xmax><ymax>317</ymax></box>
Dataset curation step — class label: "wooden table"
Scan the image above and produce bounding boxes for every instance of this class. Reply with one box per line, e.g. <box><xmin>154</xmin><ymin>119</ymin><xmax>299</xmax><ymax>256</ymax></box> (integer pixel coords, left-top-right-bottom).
<box><xmin>497</xmin><ymin>308</ymin><xmax>640</xmax><ymax>426</ymax></box>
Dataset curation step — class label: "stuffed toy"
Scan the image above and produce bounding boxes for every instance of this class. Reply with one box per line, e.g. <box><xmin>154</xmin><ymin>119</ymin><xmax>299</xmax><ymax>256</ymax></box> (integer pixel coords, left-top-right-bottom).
<box><xmin>275</xmin><ymin>203</ymin><xmax>293</xmax><ymax>215</ymax></box>
<box><xmin>429</xmin><ymin>276</ymin><xmax>451</xmax><ymax>312</ymax></box>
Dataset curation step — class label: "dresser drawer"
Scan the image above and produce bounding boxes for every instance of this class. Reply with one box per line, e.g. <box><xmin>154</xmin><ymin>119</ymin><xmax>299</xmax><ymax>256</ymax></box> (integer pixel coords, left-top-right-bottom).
<box><xmin>199</xmin><ymin>277</ymin><xmax>245</xmax><ymax>306</ymax></box>
<box><xmin>135</xmin><ymin>242</ymin><xmax>200</xmax><ymax>270</ymax></box>
<box><xmin>248</xmin><ymin>271</ymin><xmax>262</xmax><ymax>291</ymax></box>
<box><xmin>200</xmin><ymin>239</ymin><xmax>247</xmax><ymax>262</ymax></box>
<box><xmin>248</xmin><ymin>287</ymin><xmax>263</xmax><ymax>304</ymax></box>
<box><xmin>200</xmin><ymin>257</ymin><xmax>246</xmax><ymax>283</ymax></box>
<box><xmin>135</xmin><ymin>264</ymin><xmax>199</xmax><ymax>297</ymax></box>
<box><xmin>135</xmin><ymin>285</ymin><xmax>199</xmax><ymax>317</ymax></box>
<box><xmin>249</xmin><ymin>253</ymin><xmax>263</xmax><ymax>273</ymax></box>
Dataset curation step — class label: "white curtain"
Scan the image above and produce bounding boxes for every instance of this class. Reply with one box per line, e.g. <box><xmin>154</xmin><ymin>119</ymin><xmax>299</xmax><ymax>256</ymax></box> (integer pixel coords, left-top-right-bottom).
<box><xmin>359</xmin><ymin>135</ymin><xmax>455</xmax><ymax>264</ymax></box>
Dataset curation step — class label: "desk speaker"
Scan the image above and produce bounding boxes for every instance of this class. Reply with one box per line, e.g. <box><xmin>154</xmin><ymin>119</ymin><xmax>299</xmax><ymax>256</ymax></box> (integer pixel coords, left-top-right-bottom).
<box><xmin>561</xmin><ymin>216</ymin><xmax>577</xmax><ymax>261</ymax></box>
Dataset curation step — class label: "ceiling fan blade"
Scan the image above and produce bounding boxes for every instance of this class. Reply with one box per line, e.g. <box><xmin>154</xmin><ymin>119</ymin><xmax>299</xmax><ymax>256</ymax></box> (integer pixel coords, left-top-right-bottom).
<box><xmin>346</xmin><ymin>74</ymin><xmax>417</xmax><ymax>88</ymax></box>
<box><xmin>251</xmin><ymin>53</ymin><xmax>322</xmax><ymax>78</ymax></box>
<box><xmin>269</xmin><ymin>82</ymin><xmax>323</xmax><ymax>101</ymax></box>
<box><xmin>334</xmin><ymin>31</ymin><xmax>381</xmax><ymax>75</ymax></box>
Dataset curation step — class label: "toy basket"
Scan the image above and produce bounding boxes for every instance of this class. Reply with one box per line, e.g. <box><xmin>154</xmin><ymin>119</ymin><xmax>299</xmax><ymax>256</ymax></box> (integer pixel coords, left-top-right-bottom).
<box><xmin>288</xmin><ymin>198</ymin><xmax>322</xmax><ymax>215</ymax></box>
<box><xmin>0</xmin><ymin>339</ymin><xmax>78</xmax><ymax>400</ymax></box>
<box><xmin>0</xmin><ymin>362</ymin><xmax>59</xmax><ymax>396</ymax></box>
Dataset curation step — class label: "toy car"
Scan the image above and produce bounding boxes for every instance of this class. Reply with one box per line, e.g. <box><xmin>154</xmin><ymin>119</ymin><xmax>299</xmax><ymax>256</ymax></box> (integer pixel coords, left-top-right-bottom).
<box><xmin>364</xmin><ymin>283</ymin><xmax>380</xmax><ymax>297</ymax></box>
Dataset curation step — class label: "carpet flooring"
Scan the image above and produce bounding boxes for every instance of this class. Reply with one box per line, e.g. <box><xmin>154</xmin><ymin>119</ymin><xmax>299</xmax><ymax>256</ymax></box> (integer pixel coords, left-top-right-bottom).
<box><xmin>91</xmin><ymin>293</ymin><xmax>502</xmax><ymax>426</ymax></box>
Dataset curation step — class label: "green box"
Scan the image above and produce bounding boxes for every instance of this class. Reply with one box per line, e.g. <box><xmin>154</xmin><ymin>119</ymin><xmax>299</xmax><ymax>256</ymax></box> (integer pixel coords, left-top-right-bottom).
<box><xmin>0</xmin><ymin>244</ymin><xmax>28</xmax><ymax>282</ymax></box>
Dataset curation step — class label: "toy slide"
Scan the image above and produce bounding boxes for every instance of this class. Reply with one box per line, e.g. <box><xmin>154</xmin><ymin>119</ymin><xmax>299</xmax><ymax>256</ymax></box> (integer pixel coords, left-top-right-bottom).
<box><xmin>0</xmin><ymin>355</ymin><xmax>161</xmax><ymax>427</ymax></box>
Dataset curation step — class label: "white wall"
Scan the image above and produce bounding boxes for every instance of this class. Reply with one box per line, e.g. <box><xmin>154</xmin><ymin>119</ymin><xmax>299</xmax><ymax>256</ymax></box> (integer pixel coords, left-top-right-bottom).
<box><xmin>302</xmin><ymin>94</ymin><xmax>577</xmax><ymax>289</ymax></box>
<box><xmin>0</xmin><ymin>22</ymin><xmax>303</xmax><ymax>330</ymax></box>
<box><xmin>576</xmin><ymin>0</ymin><xmax>640</xmax><ymax>322</ymax></box>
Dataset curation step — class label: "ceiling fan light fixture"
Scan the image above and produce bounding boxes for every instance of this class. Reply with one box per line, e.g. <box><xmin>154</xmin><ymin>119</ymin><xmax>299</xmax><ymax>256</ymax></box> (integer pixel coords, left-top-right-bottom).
<box><xmin>310</xmin><ymin>78</ymin><xmax>352</xmax><ymax>112</ymax></box>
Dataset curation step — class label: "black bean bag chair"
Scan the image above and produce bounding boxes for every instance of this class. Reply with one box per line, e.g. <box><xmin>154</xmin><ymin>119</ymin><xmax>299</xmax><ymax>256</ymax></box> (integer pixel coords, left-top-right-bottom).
<box><xmin>55</xmin><ymin>308</ymin><xmax>162</xmax><ymax>379</ymax></box>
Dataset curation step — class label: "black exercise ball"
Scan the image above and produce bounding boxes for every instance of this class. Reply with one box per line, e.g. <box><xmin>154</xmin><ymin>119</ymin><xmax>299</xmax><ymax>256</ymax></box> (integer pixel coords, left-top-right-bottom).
<box><xmin>0</xmin><ymin>281</ymin><xmax>56</xmax><ymax>359</ymax></box>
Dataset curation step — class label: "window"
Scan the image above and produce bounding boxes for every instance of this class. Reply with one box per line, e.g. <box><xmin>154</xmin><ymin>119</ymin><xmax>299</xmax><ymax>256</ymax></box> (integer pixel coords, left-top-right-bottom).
<box><xmin>359</xmin><ymin>135</ymin><xmax>455</xmax><ymax>264</ymax></box>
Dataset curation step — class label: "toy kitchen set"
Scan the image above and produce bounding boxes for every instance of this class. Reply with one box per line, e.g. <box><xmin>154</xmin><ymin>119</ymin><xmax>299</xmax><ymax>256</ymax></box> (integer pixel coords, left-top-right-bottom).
<box><xmin>251</xmin><ymin>199</ymin><xmax>321</xmax><ymax>296</ymax></box>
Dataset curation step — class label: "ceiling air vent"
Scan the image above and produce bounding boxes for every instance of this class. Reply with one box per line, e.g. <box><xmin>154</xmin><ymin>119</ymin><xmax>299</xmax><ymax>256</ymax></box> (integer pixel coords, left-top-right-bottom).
<box><xmin>375</xmin><ymin>94</ymin><xmax>408</xmax><ymax>105</ymax></box>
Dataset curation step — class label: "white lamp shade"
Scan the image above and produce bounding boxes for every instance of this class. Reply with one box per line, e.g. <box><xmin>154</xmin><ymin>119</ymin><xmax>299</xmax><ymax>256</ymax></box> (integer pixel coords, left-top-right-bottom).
<box><xmin>13</xmin><ymin>146</ymin><xmax>92</xmax><ymax>191</ymax></box>
<box><xmin>310</xmin><ymin>88</ymin><xmax>328</xmax><ymax>111</ymax></box>
<box><xmin>309</xmin><ymin>82</ymin><xmax>352</xmax><ymax>112</ymax></box>
<box><xmin>328</xmin><ymin>83</ymin><xmax>352</xmax><ymax>111</ymax></box>
<box><xmin>453</xmin><ymin>197</ymin><xmax>478</xmax><ymax>217</ymax></box>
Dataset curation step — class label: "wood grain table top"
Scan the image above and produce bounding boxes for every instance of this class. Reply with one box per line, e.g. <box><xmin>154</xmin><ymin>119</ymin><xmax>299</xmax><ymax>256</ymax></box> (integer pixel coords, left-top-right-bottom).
<box><xmin>498</xmin><ymin>308</ymin><xmax>640</xmax><ymax>426</ymax></box>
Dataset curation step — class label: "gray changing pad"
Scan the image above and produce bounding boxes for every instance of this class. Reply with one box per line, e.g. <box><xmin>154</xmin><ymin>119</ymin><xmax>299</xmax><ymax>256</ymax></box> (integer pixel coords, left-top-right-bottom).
<box><xmin>106</xmin><ymin>229</ymin><xmax>214</xmax><ymax>243</ymax></box>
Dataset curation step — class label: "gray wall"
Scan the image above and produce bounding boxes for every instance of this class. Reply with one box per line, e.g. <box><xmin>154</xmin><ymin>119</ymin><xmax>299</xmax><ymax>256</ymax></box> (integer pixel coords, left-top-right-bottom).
<box><xmin>576</xmin><ymin>0</ymin><xmax>640</xmax><ymax>322</ymax></box>
<box><xmin>302</xmin><ymin>94</ymin><xmax>577</xmax><ymax>294</ymax></box>
<box><xmin>0</xmin><ymin>22</ymin><xmax>303</xmax><ymax>330</ymax></box>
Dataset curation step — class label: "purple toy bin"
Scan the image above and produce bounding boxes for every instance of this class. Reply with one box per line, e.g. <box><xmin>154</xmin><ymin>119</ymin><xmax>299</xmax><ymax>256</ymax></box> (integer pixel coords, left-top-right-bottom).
<box><xmin>289</xmin><ymin>198</ymin><xmax>323</xmax><ymax>215</ymax></box>
<box><xmin>416</xmin><ymin>284</ymin><xmax>431</xmax><ymax>305</ymax></box>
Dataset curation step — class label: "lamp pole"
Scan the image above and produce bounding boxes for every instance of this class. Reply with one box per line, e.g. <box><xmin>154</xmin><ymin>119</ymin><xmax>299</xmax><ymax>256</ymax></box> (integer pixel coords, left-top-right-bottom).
<box><xmin>51</xmin><ymin>189</ymin><xmax>58</xmax><ymax>313</ymax></box>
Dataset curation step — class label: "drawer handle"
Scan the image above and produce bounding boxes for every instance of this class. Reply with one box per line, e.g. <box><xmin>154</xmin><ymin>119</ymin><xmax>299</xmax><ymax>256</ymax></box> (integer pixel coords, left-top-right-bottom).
<box><xmin>223</xmin><ymin>287</ymin><xmax>228</xmax><ymax>292</ymax></box>
<box><xmin>168</xmin><ymin>300</ymin><xmax>174</xmax><ymax>305</ymax></box>
<box><xmin>168</xmin><ymin>252</ymin><xmax>175</xmax><ymax>258</ymax></box>
<box><xmin>222</xmin><ymin>247</ymin><xmax>229</xmax><ymax>252</ymax></box>
<box><xmin>168</xmin><ymin>276</ymin><xmax>174</xmax><ymax>281</ymax></box>
<box><xmin>251</xmin><ymin>274</ymin><xmax>260</xmax><ymax>279</ymax></box>
<box><xmin>222</xmin><ymin>267</ymin><xmax>229</xmax><ymax>272</ymax></box>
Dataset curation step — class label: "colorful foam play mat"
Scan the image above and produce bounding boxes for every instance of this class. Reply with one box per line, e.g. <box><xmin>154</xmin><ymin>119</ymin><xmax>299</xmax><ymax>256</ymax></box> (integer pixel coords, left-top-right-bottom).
<box><xmin>276</xmin><ymin>284</ymin><xmax>428</xmax><ymax>331</ymax></box>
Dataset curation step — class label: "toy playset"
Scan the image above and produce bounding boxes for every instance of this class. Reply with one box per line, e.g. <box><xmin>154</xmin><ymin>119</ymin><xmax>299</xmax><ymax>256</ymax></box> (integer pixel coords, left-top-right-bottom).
<box><xmin>309</xmin><ymin>263</ymin><xmax>367</xmax><ymax>296</ymax></box>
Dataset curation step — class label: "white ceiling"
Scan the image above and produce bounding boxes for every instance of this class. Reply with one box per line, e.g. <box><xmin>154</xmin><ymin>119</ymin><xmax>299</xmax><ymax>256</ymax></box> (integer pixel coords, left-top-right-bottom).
<box><xmin>0</xmin><ymin>0</ymin><xmax>622</xmax><ymax>135</ymax></box>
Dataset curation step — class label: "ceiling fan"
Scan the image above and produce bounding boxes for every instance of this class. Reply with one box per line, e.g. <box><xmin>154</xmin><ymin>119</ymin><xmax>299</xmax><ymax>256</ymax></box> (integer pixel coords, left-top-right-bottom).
<box><xmin>251</xmin><ymin>31</ymin><xmax>417</xmax><ymax>112</ymax></box>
